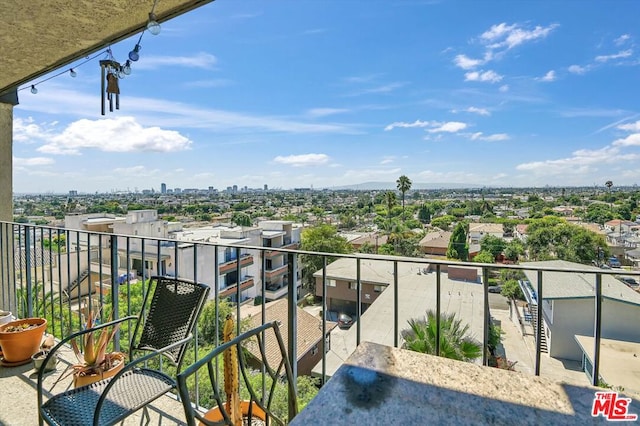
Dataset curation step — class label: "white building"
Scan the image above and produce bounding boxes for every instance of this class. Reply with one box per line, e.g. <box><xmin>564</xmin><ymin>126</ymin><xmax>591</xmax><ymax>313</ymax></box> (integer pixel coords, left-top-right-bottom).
<box><xmin>521</xmin><ymin>260</ymin><xmax>640</xmax><ymax>361</ymax></box>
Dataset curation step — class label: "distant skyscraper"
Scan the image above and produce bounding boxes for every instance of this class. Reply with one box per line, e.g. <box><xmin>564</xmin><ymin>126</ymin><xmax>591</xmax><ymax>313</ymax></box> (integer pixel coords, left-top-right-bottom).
<box><xmin>161</xmin><ymin>183</ymin><xmax>167</xmax><ymax>194</ymax></box>
<box><xmin>232</xmin><ymin>185</ymin><xmax>238</xmax><ymax>193</ymax></box>
<box><xmin>264</xmin><ymin>184</ymin><xmax>268</xmax><ymax>191</ymax></box>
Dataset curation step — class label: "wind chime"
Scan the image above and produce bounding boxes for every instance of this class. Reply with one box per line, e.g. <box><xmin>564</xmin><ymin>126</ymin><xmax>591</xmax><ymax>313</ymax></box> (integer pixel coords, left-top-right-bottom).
<box><xmin>99</xmin><ymin>59</ymin><xmax>121</xmax><ymax>115</ymax></box>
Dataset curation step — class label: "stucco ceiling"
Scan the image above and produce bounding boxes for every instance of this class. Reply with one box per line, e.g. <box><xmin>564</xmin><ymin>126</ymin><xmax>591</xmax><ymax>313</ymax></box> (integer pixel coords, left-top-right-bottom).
<box><xmin>0</xmin><ymin>0</ymin><xmax>214</xmax><ymax>96</ymax></box>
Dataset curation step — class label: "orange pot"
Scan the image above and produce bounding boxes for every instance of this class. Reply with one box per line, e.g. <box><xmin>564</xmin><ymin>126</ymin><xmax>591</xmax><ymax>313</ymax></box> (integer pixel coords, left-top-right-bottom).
<box><xmin>73</xmin><ymin>352</ymin><xmax>126</xmax><ymax>388</ymax></box>
<box><xmin>0</xmin><ymin>318</ymin><xmax>47</xmax><ymax>363</ymax></box>
<box><xmin>201</xmin><ymin>401</ymin><xmax>266</xmax><ymax>425</ymax></box>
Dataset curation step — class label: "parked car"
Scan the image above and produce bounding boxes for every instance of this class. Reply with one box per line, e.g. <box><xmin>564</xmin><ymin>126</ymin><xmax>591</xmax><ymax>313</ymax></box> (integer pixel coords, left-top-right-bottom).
<box><xmin>621</xmin><ymin>277</ymin><xmax>639</xmax><ymax>288</ymax></box>
<box><xmin>488</xmin><ymin>285</ymin><xmax>502</xmax><ymax>293</ymax></box>
<box><xmin>326</xmin><ymin>310</ymin><xmax>339</xmax><ymax>323</ymax></box>
<box><xmin>338</xmin><ymin>313</ymin><xmax>354</xmax><ymax>329</ymax></box>
<box><xmin>608</xmin><ymin>257</ymin><xmax>621</xmax><ymax>268</ymax></box>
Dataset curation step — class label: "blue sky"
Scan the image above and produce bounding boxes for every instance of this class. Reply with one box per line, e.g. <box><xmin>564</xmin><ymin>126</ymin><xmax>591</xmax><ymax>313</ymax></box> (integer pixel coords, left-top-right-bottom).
<box><xmin>12</xmin><ymin>1</ymin><xmax>640</xmax><ymax>193</ymax></box>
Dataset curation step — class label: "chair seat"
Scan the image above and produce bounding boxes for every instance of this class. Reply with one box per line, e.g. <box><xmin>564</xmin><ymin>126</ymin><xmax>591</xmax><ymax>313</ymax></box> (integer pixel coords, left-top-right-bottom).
<box><xmin>41</xmin><ymin>368</ymin><xmax>175</xmax><ymax>426</ymax></box>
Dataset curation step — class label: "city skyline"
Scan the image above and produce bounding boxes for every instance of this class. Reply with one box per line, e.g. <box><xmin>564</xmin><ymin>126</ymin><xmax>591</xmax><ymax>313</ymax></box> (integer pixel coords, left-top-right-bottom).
<box><xmin>12</xmin><ymin>1</ymin><xmax>640</xmax><ymax>193</ymax></box>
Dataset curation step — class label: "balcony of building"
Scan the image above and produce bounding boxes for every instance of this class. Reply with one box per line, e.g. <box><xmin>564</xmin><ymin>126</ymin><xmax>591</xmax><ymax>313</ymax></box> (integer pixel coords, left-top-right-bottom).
<box><xmin>218</xmin><ymin>253</ymin><xmax>254</xmax><ymax>275</ymax></box>
<box><xmin>1</xmin><ymin>221</ymin><xmax>640</xmax><ymax>424</ymax></box>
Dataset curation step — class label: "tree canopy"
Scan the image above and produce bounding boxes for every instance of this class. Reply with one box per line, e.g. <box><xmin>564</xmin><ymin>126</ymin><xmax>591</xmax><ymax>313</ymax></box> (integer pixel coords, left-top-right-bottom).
<box><xmin>401</xmin><ymin>310</ymin><xmax>482</xmax><ymax>362</ymax></box>
<box><xmin>396</xmin><ymin>175</ymin><xmax>412</xmax><ymax>219</ymax></box>
<box><xmin>447</xmin><ymin>222</ymin><xmax>468</xmax><ymax>261</ymax></box>
<box><xmin>299</xmin><ymin>224</ymin><xmax>352</xmax><ymax>290</ymax></box>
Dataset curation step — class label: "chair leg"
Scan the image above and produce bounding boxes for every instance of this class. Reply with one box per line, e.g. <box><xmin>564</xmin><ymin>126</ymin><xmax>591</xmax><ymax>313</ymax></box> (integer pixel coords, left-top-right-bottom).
<box><xmin>140</xmin><ymin>406</ymin><xmax>150</xmax><ymax>426</ymax></box>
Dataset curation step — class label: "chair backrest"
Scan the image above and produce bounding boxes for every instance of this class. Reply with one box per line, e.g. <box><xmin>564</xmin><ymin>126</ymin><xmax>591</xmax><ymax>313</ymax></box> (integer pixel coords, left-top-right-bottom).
<box><xmin>131</xmin><ymin>276</ymin><xmax>210</xmax><ymax>369</ymax></box>
<box><xmin>177</xmin><ymin>321</ymin><xmax>298</xmax><ymax>426</ymax></box>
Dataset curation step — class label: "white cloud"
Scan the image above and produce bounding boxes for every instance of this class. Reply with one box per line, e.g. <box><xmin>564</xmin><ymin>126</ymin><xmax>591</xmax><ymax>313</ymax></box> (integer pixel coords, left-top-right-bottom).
<box><xmin>617</xmin><ymin>121</ymin><xmax>640</xmax><ymax>132</ymax></box>
<box><xmin>613</xmin><ymin>133</ymin><xmax>640</xmax><ymax>147</ymax></box>
<box><xmin>595</xmin><ymin>49</ymin><xmax>633</xmax><ymax>62</ymax></box>
<box><xmin>380</xmin><ymin>156</ymin><xmax>396</xmax><ymax>165</ymax></box>
<box><xmin>183</xmin><ymin>79</ymin><xmax>234</xmax><ymax>88</ymax></box>
<box><xmin>538</xmin><ymin>70</ymin><xmax>556</xmax><ymax>82</ymax></box>
<box><xmin>464</xmin><ymin>70</ymin><xmax>503</xmax><ymax>83</ymax></box>
<box><xmin>428</xmin><ymin>121</ymin><xmax>467</xmax><ymax>133</ymax></box>
<box><xmin>37</xmin><ymin>116</ymin><xmax>192</xmax><ymax>155</ymax></box>
<box><xmin>13</xmin><ymin>156</ymin><xmax>55</xmax><ymax>167</ymax></box>
<box><xmin>499</xmin><ymin>84</ymin><xmax>509</xmax><ymax>92</ymax></box>
<box><xmin>13</xmin><ymin>117</ymin><xmax>55</xmax><ymax>143</ymax></box>
<box><xmin>133</xmin><ymin>52</ymin><xmax>217</xmax><ymax>70</ymax></box>
<box><xmin>386</xmin><ymin>120</ymin><xmax>467</xmax><ymax>133</ymax></box>
<box><xmin>516</xmin><ymin>146</ymin><xmax>639</xmax><ymax>176</ymax></box>
<box><xmin>384</xmin><ymin>120</ymin><xmax>433</xmax><ymax>131</ymax></box>
<box><xmin>466</xmin><ymin>107</ymin><xmax>490</xmax><ymax>116</ymax></box>
<box><xmin>469</xmin><ymin>132</ymin><xmax>509</xmax><ymax>141</ymax></box>
<box><xmin>481</xmin><ymin>22</ymin><xmax>559</xmax><ymax>50</ymax></box>
<box><xmin>568</xmin><ymin>64</ymin><xmax>588</xmax><ymax>75</ymax></box>
<box><xmin>348</xmin><ymin>82</ymin><xmax>408</xmax><ymax>96</ymax></box>
<box><xmin>273</xmin><ymin>153</ymin><xmax>330</xmax><ymax>167</ymax></box>
<box><xmin>17</xmin><ymin>86</ymin><xmax>358</xmax><ymax>135</ymax></box>
<box><xmin>615</xmin><ymin>34</ymin><xmax>631</xmax><ymax>46</ymax></box>
<box><xmin>454</xmin><ymin>54</ymin><xmax>483</xmax><ymax>70</ymax></box>
<box><xmin>306</xmin><ymin>108</ymin><xmax>350</xmax><ymax>118</ymax></box>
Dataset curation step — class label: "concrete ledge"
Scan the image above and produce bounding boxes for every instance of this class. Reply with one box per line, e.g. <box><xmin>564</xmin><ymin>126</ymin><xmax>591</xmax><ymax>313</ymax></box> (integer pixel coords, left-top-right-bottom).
<box><xmin>295</xmin><ymin>342</ymin><xmax>640</xmax><ymax>425</ymax></box>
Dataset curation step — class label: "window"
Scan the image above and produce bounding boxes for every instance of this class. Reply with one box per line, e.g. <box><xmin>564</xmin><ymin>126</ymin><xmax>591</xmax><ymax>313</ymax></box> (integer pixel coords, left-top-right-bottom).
<box><xmin>311</xmin><ymin>344</ymin><xmax>318</xmax><ymax>356</ymax></box>
<box><xmin>327</xmin><ymin>279</ymin><xmax>337</xmax><ymax>287</ymax></box>
<box><xmin>349</xmin><ymin>282</ymin><xmax>357</xmax><ymax>290</ymax></box>
<box><xmin>374</xmin><ymin>285</ymin><xmax>385</xmax><ymax>293</ymax></box>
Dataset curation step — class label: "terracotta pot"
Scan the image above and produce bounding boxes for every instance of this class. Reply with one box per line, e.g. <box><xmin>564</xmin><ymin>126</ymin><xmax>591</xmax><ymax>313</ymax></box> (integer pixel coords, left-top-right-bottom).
<box><xmin>73</xmin><ymin>352</ymin><xmax>126</xmax><ymax>388</ymax></box>
<box><xmin>201</xmin><ymin>401</ymin><xmax>266</xmax><ymax>425</ymax></box>
<box><xmin>0</xmin><ymin>318</ymin><xmax>47</xmax><ymax>362</ymax></box>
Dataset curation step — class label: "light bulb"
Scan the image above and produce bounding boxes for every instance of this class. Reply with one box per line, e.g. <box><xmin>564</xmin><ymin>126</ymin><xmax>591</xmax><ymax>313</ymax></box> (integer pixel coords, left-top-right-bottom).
<box><xmin>122</xmin><ymin>61</ymin><xmax>132</xmax><ymax>75</ymax></box>
<box><xmin>70</xmin><ymin>68</ymin><xmax>77</xmax><ymax>77</ymax></box>
<box><xmin>147</xmin><ymin>13</ymin><xmax>161</xmax><ymax>35</ymax></box>
<box><xmin>128</xmin><ymin>44</ymin><xmax>141</xmax><ymax>62</ymax></box>
<box><xmin>30</xmin><ymin>85</ymin><xmax>38</xmax><ymax>94</ymax></box>
<box><xmin>117</xmin><ymin>70</ymin><xmax>125</xmax><ymax>79</ymax></box>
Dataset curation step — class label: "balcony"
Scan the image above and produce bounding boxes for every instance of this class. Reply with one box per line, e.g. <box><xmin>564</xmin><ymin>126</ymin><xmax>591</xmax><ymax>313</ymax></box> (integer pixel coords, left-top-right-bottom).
<box><xmin>265</xmin><ymin>241</ymin><xmax>300</xmax><ymax>259</ymax></box>
<box><xmin>219</xmin><ymin>276</ymin><xmax>255</xmax><ymax>299</ymax></box>
<box><xmin>1</xmin><ymin>221</ymin><xmax>639</xmax><ymax>425</ymax></box>
<box><xmin>218</xmin><ymin>253</ymin><xmax>254</xmax><ymax>274</ymax></box>
<box><xmin>264</xmin><ymin>263</ymin><xmax>288</xmax><ymax>280</ymax></box>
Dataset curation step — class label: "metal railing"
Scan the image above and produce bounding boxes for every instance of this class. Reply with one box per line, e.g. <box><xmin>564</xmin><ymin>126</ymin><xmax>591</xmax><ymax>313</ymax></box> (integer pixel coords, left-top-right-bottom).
<box><xmin>0</xmin><ymin>220</ymin><xmax>637</xmax><ymax>418</ymax></box>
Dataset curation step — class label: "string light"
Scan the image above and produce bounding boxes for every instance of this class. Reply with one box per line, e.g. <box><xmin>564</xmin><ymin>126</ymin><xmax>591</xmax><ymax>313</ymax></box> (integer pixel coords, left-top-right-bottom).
<box><xmin>128</xmin><ymin>44</ymin><xmax>141</xmax><ymax>62</ymax></box>
<box><xmin>147</xmin><ymin>13</ymin><xmax>161</xmax><ymax>35</ymax></box>
<box><xmin>20</xmin><ymin>1</ymin><xmax>162</xmax><ymax>94</ymax></box>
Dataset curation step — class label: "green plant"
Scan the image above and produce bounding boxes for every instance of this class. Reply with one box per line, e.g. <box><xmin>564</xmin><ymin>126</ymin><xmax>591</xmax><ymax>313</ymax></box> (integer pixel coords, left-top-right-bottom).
<box><xmin>70</xmin><ymin>307</ymin><xmax>121</xmax><ymax>375</ymax></box>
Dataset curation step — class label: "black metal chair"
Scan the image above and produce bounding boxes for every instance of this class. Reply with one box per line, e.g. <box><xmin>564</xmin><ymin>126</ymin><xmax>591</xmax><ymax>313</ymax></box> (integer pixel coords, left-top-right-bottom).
<box><xmin>177</xmin><ymin>321</ymin><xmax>298</xmax><ymax>426</ymax></box>
<box><xmin>37</xmin><ymin>276</ymin><xmax>210</xmax><ymax>426</ymax></box>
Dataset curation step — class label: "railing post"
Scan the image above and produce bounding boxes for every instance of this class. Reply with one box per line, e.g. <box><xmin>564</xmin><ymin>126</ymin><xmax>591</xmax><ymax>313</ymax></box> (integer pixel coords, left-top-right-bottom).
<box><xmin>110</xmin><ymin>235</ymin><xmax>120</xmax><ymax>351</ymax></box>
<box><xmin>535</xmin><ymin>270</ymin><xmax>543</xmax><ymax>376</ymax></box>
<box><xmin>482</xmin><ymin>266</ymin><xmax>489</xmax><ymax>366</ymax></box>
<box><xmin>287</xmin><ymin>251</ymin><xmax>298</xmax><ymax>417</ymax></box>
<box><xmin>321</xmin><ymin>256</ymin><xmax>327</xmax><ymax>384</ymax></box>
<box><xmin>592</xmin><ymin>272</ymin><xmax>602</xmax><ymax>386</ymax></box>
<box><xmin>393</xmin><ymin>261</ymin><xmax>398</xmax><ymax>348</ymax></box>
<box><xmin>235</xmin><ymin>247</ymin><xmax>241</xmax><ymax>336</ymax></box>
<box><xmin>435</xmin><ymin>264</ymin><xmax>441</xmax><ymax>356</ymax></box>
<box><xmin>356</xmin><ymin>258</ymin><xmax>361</xmax><ymax>346</ymax></box>
<box><xmin>24</xmin><ymin>225</ymin><xmax>33</xmax><ymax>317</ymax></box>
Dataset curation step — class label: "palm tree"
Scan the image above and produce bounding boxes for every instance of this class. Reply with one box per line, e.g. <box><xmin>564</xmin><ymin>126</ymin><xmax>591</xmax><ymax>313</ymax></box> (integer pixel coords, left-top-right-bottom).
<box><xmin>396</xmin><ymin>175</ymin><xmax>412</xmax><ymax>219</ymax></box>
<box><xmin>401</xmin><ymin>310</ymin><xmax>482</xmax><ymax>362</ymax></box>
<box><xmin>384</xmin><ymin>191</ymin><xmax>396</xmax><ymax>220</ymax></box>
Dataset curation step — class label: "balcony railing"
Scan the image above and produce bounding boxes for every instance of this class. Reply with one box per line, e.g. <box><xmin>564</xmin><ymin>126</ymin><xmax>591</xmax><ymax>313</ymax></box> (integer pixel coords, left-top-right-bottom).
<box><xmin>0</xmin><ymin>220</ymin><xmax>638</xmax><ymax>422</ymax></box>
<box><xmin>219</xmin><ymin>252</ymin><xmax>254</xmax><ymax>274</ymax></box>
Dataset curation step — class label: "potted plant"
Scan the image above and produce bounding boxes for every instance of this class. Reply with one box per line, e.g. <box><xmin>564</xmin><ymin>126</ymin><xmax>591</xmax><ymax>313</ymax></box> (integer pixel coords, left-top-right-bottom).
<box><xmin>0</xmin><ymin>317</ymin><xmax>47</xmax><ymax>364</ymax></box>
<box><xmin>69</xmin><ymin>308</ymin><xmax>125</xmax><ymax>388</ymax></box>
<box><xmin>201</xmin><ymin>315</ymin><xmax>266</xmax><ymax>423</ymax></box>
